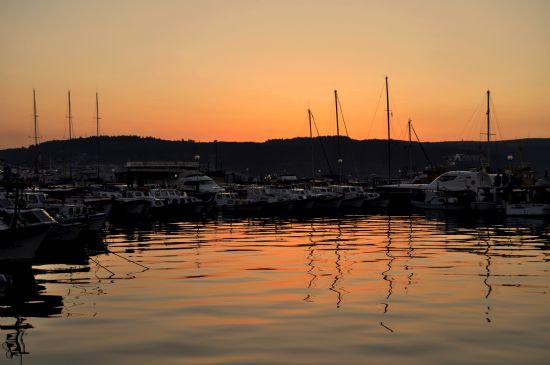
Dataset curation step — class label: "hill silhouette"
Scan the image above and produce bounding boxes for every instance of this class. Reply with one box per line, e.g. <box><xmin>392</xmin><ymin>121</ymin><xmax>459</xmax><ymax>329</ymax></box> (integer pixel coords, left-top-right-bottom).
<box><xmin>1</xmin><ymin>136</ymin><xmax>549</xmax><ymax>178</ymax></box>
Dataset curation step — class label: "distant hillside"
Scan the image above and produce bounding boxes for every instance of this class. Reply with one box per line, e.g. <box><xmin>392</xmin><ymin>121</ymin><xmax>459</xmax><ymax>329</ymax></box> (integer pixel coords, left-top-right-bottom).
<box><xmin>1</xmin><ymin>136</ymin><xmax>549</xmax><ymax>178</ymax></box>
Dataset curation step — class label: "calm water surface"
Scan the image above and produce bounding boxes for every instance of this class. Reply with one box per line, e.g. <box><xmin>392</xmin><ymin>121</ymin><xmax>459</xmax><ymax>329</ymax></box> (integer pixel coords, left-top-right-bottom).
<box><xmin>1</xmin><ymin>213</ymin><xmax>549</xmax><ymax>364</ymax></box>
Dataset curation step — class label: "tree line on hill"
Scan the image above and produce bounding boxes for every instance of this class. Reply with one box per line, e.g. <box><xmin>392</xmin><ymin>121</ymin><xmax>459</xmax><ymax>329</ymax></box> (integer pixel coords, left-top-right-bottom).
<box><xmin>0</xmin><ymin>136</ymin><xmax>548</xmax><ymax>179</ymax></box>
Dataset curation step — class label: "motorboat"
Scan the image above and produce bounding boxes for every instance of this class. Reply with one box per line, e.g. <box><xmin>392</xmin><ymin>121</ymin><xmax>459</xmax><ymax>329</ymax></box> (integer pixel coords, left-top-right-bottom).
<box><xmin>330</xmin><ymin>185</ymin><xmax>365</xmax><ymax>209</ymax></box>
<box><xmin>0</xmin><ymin>207</ymin><xmax>55</xmax><ymax>264</ymax></box>
<box><xmin>178</xmin><ymin>173</ymin><xmax>224</xmax><ymax>200</ymax></box>
<box><xmin>504</xmin><ymin>186</ymin><xmax>550</xmax><ymax>216</ymax></box>
<box><xmin>244</xmin><ymin>186</ymin><xmax>295</xmax><ymax>212</ymax></box>
<box><xmin>394</xmin><ymin>171</ymin><xmax>492</xmax><ymax>211</ymax></box>
<box><xmin>411</xmin><ymin>190</ymin><xmax>469</xmax><ymax>211</ymax></box>
<box><xmin>213</xmin><ymin>192</ymin><xmax>263</xmax><ymax>213</ymax></box>
<box><xmin>305</xmin><ymin>186</ymin><xmax>343</xmax><ymax>210</ymax></box>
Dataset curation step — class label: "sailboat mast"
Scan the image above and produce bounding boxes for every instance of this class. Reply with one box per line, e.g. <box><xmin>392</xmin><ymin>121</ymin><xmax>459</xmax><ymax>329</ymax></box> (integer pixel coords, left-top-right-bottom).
<box><xmin>334</xmin><ymin>90</ymin><xmax>341</xmax><ymax>160</ymax></box>
<box><xmin>67</xmin><ymin>90</ymin><xmax>74</xmax><ymax>180</ymax></box>
<box><xmin>68</xmin><ymin>90</ymin><xmax>73</xmax><ymax>140</ymax></box>
<box><xmin>385</xmin><ymin>76</ymin><xmax>391</xmax><ymax>183</ymax></box>
<box><xmin>33</xmin><ymin>89</ymin><xmax>39</xmax><ymax>147</ymax></box>
<box><xmin>487</xmin><ymin>90</ymin><xmax>491</xmax><ymax>169</ymax></box>
<box><xmin>408</xmin><ymin>119</ymin><xmax>412</xmax><ymax>177</ymax></box>
<box><xmin>308</xmin><ymin>109</ymin><xmax>315</xmax><ymax>179</ymax></box>
<box><xmin>334</xmin><ymin>90</ymin><xmax>343</xmax><ymax>181</ymax></box>
<box><xmin>33</xmin><ymin>88</ymin><xmax>40</xmax><ymax>180</ymax></box>
<box><xmin>96</xmin><ymin>92</ymin><xmax>101</xmax><ymax>180</ymax></box>
<box><xmin>96</xmin><ymin>92</ymin><xmax>100</xmax><ymax>137</ymax></box>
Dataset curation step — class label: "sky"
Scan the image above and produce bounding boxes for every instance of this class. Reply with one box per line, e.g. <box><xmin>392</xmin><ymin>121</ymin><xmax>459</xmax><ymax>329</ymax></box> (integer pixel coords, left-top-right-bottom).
<box><xmin>0</xmin><ymin>0</ymin><xmax>549</xmax><ymax>149</ymax></box>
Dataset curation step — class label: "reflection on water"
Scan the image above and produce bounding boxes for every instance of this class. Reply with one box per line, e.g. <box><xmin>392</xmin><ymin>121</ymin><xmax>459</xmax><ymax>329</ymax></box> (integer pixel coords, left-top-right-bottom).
<box><xmin>1</xmin><ymin>214</ymin><xmax>550</xmax><ymax>364</ymax></box>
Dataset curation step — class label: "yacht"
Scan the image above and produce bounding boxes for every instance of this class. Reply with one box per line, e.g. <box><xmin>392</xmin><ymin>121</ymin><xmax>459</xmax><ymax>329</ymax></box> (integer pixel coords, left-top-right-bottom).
<box><xmin>388</xmin><ymin>171</ymin><xmax>492</xmax><ymax>211</ymax></box>
<box><xmin>178</xmin><ymin>173</ymin><xmax>224</xmax><ymax>200</ymax></box>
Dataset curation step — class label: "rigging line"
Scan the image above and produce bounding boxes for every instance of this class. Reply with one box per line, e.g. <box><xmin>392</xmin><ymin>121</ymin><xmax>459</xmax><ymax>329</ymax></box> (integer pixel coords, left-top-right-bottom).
<box><xmin>411</xmin><ymin>124</ymin><xmax>433</xmax><ymax>167</ymax></box>
<box><xmin>490</xmin><ymin>96</ymin><xmax>505</xmax><ymax>141</ymax></box>
<box><xmin>387</xmin><ymin>86</ymin><xmax>406</xmax><ymax>141</ymax></box>
<box><xmin>63</xmin><ymin>99</ymin><xmax>69</xmax><ymax>140</ymax></box>
<box><xmin>107</xmin><ymin>249</ymin><xmax>150</xmax><ymax>270</ymax></box>
<box><xmin>366</xmin><ymin>83</ymin><xmax>384</xmax><ymax>139</ymax></box>
<box><xmin>336</xmin><ymin>92</ymin><xmax>360</xmax><ymax>176</ymax></box>
<box><xmin>336</xmin><ymin>93</ymin><xmax>350</xmax><ymax>137</ymax></box>
<box><xmin>311</xmin><ymin>112</ymin><xmax>334</xmax><ymax>175</ymax></box>
<box><xmin>460</xmin><ymin>94</ymin><xmax>484</xmax><ymax>141</ymax></box>
<box><xmin>88</xmin><ymin>256</ymin><xmax>115</xmax><ymax>277</ymax></box>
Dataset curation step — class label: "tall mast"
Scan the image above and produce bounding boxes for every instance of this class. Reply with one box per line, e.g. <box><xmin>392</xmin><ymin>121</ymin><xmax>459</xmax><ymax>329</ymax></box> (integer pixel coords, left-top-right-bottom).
<box><xmin>408</xmin><ymin>119</ymin><xmax>412</xmax><ymax>177</ymax></box>
<box><xmin>385</xmin><ymin>76</ymin><xmax>391</xmax><ymax>183</ymax></box>
<box><xmin>487</xmin><ymin>90</ymin><xmax>491</xmax><ymax>170</ymax></box>
<box><xmin>33</xmin><ymin>88</ymin><xmax>40</xmax><ymax>181</ymax></box>
<box><xmin>96</xmin><ymin>92</ymin><xmax>100</xmax><ymax>137</ymax></box>
<box><xmin>67</xmin><ymin>90</ymin><xmax>74</xmax><ymax>180</ymax></box>
<box><xmin>334</xmin><ymin>90</ymin><xmax>342</xmax><ymax>181</ymax></box>
<box><xmin>308</xmin><ymin>109</ymin><xmax>315</xmax><ymax>179</ymax></box>
<box><xmin>33</xmin><ymin>89</ymin><xmax>39</xmax><ymax>147</ymax></box>
<box><xmin>334</xmin><ymin>90</ymin><xmax>341</xmax><ymax>160</ymax></box>
<box><xmin>68</xmin><ymin>89</ymin><xmax>73</xmax><ymax>140</ymax></box>
<box><xmin>96</xmin><ymin>92</ymin><xmax>101</xmax><ymax>180</ymax></box>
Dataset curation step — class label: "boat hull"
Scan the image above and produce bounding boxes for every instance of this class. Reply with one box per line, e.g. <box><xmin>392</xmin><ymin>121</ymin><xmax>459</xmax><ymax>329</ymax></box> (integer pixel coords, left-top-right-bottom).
<box><xmin>505</xmin><ymin>203</ymin><xmax>550</xmax><ymax>216</ymax></box>
<box><xmin>85</xmin><ymin>212</ymin><xmax>108</xmax><ymax>232</ymax></box>
<box><xmin>411</xmin><ymin>200</ymin><xmax>466</xmax><ymax>211</ymax></box>
<box><xmin>341</xmin><ymin>197</ymin><xmax>365</xmax><ymax>209</ymax></box>
<box><xmin>45</xmin><ymin>222</ymin><xmax>84</xmax><ymax>242</ymax></box>
<box><xmin>0</xmin><ymin>224</ymin><xmax>51</xmax><ymax>263</ymax></box>
<box><xmin>312</xmin><ymin>197</ymin><xmax>343</xmax><ymax>210</ymax></box>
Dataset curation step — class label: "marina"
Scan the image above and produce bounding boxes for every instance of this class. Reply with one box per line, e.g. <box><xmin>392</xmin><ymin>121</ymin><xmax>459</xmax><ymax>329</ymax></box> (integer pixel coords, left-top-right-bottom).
<box><xmin>1</xmin><ymin>80</ymin><xmax>549</xmax><ymax>365</ymax></box>
<box><xmin>1</xmin><ymin>1</ymin><xmax>549</xmax><ymax>364</ymax></box>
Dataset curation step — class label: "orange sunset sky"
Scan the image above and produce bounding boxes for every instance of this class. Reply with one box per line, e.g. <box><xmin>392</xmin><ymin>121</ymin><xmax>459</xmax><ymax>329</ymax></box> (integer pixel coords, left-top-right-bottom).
<box><xmin>1</xmin><ymin>0</ymin><xmax>549</xmax><ymax>149</ymax></box>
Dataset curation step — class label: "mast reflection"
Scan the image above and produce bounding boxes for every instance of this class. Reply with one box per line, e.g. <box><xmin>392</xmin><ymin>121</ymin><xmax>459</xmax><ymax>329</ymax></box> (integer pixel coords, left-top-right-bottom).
<box><xmin>0</xmin><ymin>268</ymin><xmax>63</xmax><ymax>360</ymax></box>
<box><xmin>304</xmin><ymin>222</ymin><xmax>318</xmax><ymax>303</ymax></box>
<box><xmin>381</xmin><ymin>214</ymin><xmax>395</xmax><ymax>332</ymax></box>
<box><xmin>329</xmin><ymin>219</ymin><xmax>343</xmax><ymax>308</ymax></box>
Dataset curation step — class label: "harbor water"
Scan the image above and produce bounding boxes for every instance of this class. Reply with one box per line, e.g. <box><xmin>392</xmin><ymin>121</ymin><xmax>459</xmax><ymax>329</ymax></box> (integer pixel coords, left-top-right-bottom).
<box><xmin>1</xmin><ymin>213</ymin><xmax>549</xmax><ymax>364</ymax></box>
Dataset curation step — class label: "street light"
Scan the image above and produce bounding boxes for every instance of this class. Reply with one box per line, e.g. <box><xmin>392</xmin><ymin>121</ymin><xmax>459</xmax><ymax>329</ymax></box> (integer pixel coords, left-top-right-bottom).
<box><xmin>337</xmin><ymin>158</ymin><xmax>343</xmax><ymax>182</ymax></box>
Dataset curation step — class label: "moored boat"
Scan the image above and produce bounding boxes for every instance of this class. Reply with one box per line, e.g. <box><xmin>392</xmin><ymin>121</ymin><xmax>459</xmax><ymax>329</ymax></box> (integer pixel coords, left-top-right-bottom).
<box><xmin>0</xmin><ymin>209</ymin><xmax>55</xmax><ymax>264</ymax></box>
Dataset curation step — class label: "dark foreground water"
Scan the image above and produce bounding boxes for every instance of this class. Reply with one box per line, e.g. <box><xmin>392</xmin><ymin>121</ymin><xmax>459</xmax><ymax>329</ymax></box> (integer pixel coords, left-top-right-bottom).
<box><xmin>1</xmin><ymin>213</ymin><xmax>549</xmax><ymax>365</ymax></box>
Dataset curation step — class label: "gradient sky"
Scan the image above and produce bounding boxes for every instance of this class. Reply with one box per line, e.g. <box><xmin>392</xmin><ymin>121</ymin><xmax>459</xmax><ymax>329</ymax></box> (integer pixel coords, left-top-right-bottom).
<box><xmin>1</xmin><ymin>0</ymin><xmax>549</xmax><ymax>149</ymax></box>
